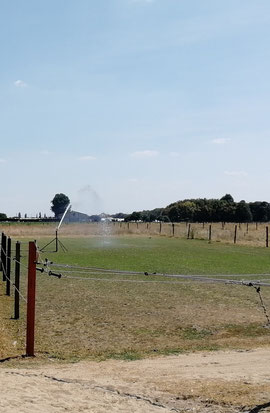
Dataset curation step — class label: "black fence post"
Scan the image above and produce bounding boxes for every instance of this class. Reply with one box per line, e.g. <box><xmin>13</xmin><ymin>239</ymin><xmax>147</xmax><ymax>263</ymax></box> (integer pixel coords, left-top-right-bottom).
<box><xmin>2</xmin><ymin>234</ymin><xmax>7</xmax><ymax>282</ymax></box>
<box><xmin>14</xmin><ymin>242</ymin><xmax>21</xmax><ymax>319</ymax></box>
<box><xmin>6</xmin><ymin>237</ymin><xmax>11</xmax><ymax>296</ymax></box>
<box><xmin>208</xmin><ymin>225</ymin><xmax>212</xmax><ymax>243</ymax></box>
<box><xmin>0</xmin><ymin>232</ymin><xmax>3</xmax><ymax>272</ymax></box>
<box><xmin>266</xmin><ymin>226</ymin><xmax>269</xmax><ymax>248</ymax></box>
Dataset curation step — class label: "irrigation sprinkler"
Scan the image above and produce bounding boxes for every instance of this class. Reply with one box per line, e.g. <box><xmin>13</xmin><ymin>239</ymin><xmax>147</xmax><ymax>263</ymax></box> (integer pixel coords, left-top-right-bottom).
<box><xmin>40</xmin><ymin>203</ymin><xmax>70</xmax><ymax>252</ymax></box>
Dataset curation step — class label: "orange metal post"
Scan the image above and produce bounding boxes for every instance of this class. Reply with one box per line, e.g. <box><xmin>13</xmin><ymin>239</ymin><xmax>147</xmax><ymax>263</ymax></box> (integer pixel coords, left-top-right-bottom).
<box><xmin>26</xmin><ymin>242</ymin><xmax>37</xmax><ymax>357</ymax></box>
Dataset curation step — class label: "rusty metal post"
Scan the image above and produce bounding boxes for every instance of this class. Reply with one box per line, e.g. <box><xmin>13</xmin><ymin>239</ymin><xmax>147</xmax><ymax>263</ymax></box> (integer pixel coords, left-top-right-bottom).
<box><xmin>14</xmin><ymin>242</ymin><xmax>21</xmax><ymax>319</ymax></box>
<box><xmin>26</xmin><ymin>242</ymin><xmax>37</xmax><ymax>357</ymax></box>
<box><xmin>6</xmin><ymin>237</ymin><xmax>11</xmax><ymax>296</ymax></box>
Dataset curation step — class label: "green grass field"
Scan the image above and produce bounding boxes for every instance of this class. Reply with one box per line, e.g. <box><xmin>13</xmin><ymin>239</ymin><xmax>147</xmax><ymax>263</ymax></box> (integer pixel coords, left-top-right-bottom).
<box><xmin>1</xmin><ymin>235</ymin><xmax>270</xmax><ymax>362</ymax></box>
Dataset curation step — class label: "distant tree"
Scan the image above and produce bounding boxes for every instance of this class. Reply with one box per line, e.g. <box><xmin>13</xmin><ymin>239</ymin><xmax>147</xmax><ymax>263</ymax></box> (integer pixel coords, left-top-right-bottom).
<box><xmin>168</xmin><ymin>206</ymin><xmax>180</xmax><ymax>222</ymax></box>
<box><xmin>51</xmin><ymin>193</ymin><xmax>70</xmax><ymax>218</ymax></box>
<box><xmin>161</xmin><ymin>215</ymin><xmax>170</xmax><ymax>222</ymax></box>
<box><xmin>112</xmin><ymin>212</ymin><xmax>128</xmax><ymax>219</ymax></box>
<box><xmin>0</xmin><ymin>213</ymin><xmax>7</xmax><ymax>220</ymax></box>
<box><xmin>125</xmin><ymin>211</ymin><xmax>141</xmax><ymax>221</ymax></box>
<box><xmin>235</xmin><ymin>200</ymin><xmax>253</xmax><ymax>222</ymax></box>
<box><xmin>18</xmin><ymin>212</ymin><xmax>21</xmax><ymax>219</ymax></box>
<box><xmin>249</xmin><ymin>201</ymin><xmax>270</xmax><ymax>222</ymax></box>
<box><xmin>220</xmin><ymin>194</ymin><xmax>234</xmax><ymax>203</ymax></box>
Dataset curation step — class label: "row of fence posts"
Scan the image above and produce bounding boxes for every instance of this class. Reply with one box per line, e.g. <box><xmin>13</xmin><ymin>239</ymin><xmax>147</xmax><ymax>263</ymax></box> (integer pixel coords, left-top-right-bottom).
<box><xmin>123</xmin><ymin>221</ymin><xmax>270</xmax><ymax>246</ymax></box>
<box><xmin>186</xmin><ymin>223</ymin><xmax>270</xmax><ymax>247</ymax></box>
<box><xmin>0</xmin><ymin>233</ymin><xmax>37</xmax><ymax>357</ymax></box>
<box><xmin>0</xmin><ymin>233</ymin><xmax>21</xmax><ymax>319</ymax></box>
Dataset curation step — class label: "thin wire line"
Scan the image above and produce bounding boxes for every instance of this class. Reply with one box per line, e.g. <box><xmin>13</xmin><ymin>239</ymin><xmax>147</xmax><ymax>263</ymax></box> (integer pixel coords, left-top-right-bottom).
<box><xmin>62</xmin><ymin>275</ymin><xmax>188</xmax><ymax>284</ymax></box>
<box><xmin>60</xmin><ymin>273</ymin><xmax>270</xmax><ymax>287</ymax></box>
<box><xmin>47</xmin><ymin>262</ymin><xmax>270</xmax><ymax>279</ymax></box>
<box><xmin>1</xmin><ymin>246</ymin><xmax>7</xmax><ymax>258</ymax></box>
<box><xmin>12</xmin><ymin>258</ymin><xmax>29</xmax><ymax>271</ymax></box>
<box><xmin>3</xmin><ymin>273</ymin><xmax>27</xmax><ymax>303</ymax></box>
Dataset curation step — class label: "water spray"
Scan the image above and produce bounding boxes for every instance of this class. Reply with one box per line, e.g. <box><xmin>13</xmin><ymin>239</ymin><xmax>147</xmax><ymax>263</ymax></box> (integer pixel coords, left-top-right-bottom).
<box><xmin>40</xmin><ymin>203</ymin><xmax>71</xmax><ymax>253</ymax></box>
<box><xmin>57</xmin><ymin>203</ymin><xmax>71</xmax><ymax>232</ymax></box>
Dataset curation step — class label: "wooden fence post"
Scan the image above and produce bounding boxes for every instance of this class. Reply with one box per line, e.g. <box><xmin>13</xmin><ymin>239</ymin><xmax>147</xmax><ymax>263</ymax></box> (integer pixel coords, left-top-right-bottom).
<box><xmin>14</xmin><ymin>242</ymin><xmax>21</xmax><ymax>320</ymax></box>
<box><xmin>26</xmin><ymin>241</ymin><xmax>37</xmax><ymax>357</ymax></box>
<box><xmin>234</xmin><ymin>225</ymin><xmax>237</xmax><ymax>244</ymax></box>
<box><xmin>208</xmin><ymin>225</ymin><xmax>212</xmax><ymax>242</ymax></box>
<box><xmin>266</xmin><ymin>226</ymin><xmax>269</xmax><ymax>248</ymax></box>
<box><xmin>6</xmin><ymin>237</ymin><xmax>11</xmax><ymax>296</ymax></box>
<box><xmin>172</xmin><ymin>223</ymin><xmax>175</xmax><ymax>236</ymax></box>
<box><xmin>187</xmin><ymin>223</ymin><xmax>191</xmax><ymax>239</ymax></box>
<box><xmin>159</xmin><ymin>222</ymin><xmax>162</xmax><ymax>234</ymax></box>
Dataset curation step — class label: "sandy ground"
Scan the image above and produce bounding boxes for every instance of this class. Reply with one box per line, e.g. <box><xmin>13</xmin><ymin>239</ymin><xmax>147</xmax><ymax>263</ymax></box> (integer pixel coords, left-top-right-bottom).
<box><xmin>1</xmin><ymin>349</ymin><xmax>270</xmax><ymax>413</ymax></box>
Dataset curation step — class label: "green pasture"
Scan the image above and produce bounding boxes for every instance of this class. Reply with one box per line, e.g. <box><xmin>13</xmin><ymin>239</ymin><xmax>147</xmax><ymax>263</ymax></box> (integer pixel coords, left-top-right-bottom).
<box><xmin>39</xmin><ymin>236</ymin><xmax>270</xmax><ymax>275</ymax></box>
<box><xmin>1</xmin><ymin>236</ymin><xmax>270</xmax><ymax>363</ymax></box>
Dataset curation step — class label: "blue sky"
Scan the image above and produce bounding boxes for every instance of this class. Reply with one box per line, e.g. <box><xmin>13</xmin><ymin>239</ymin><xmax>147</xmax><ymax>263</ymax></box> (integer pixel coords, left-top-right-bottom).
<box><xmin>1</xmin><ymin>0</ymin><xmax>270</xmax><ymax>216</ymax></box>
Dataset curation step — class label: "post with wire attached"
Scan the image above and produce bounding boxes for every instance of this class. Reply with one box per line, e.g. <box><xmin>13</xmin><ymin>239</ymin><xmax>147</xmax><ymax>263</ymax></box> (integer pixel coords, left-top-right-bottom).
<box><xmin>14</xmin><ymin>242</ymin><xmax>21</xmax><ymax>320</ymax></box>
<box><xmin>0</xmin><ymin>232</ymin><xmax>3</xmax><ymax>272</ymax></box>
<box><xmin>26</xmin><ymin>241</ymin><xmax>37</xmax><ymax>357</ymax></box>
<box><xmin>2</xmin><ymin>234</ymin><xmax>7</xmax><ymax>282</ymax></box>
<box><xmin>6</xmin><ymin>237</ymin><xmax>11</xmax><ymax>296</ymax></box>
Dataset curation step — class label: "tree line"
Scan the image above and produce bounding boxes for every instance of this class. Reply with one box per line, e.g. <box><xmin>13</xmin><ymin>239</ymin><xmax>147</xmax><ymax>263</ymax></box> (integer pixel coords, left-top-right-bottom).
<box><xmin>125</xmin><ymin>194</ymin><xmax>270</xmax><ymax>223</ymax></box>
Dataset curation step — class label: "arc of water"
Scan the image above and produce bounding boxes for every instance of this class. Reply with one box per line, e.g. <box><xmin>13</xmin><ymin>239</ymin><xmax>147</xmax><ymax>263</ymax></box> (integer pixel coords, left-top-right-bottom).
<box><xmin>57</xmin><ymin>203</ymin><xmax>71</xmax><ymax>231</ymax></box>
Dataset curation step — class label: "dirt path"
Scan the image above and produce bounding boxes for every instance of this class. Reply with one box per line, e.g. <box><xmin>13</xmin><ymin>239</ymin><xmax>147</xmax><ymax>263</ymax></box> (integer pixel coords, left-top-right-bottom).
<box><xmin>1</xmin><ymin>348</ymin><xmax>270</xmax><ymax>412</ymax></box>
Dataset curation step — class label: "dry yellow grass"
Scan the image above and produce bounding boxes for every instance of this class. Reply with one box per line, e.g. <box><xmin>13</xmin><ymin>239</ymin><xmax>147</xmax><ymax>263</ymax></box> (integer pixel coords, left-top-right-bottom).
<box><xmin>1</xmin><ymin>221</ymin><xmax>269</xmax><ymax>247</ymax></box>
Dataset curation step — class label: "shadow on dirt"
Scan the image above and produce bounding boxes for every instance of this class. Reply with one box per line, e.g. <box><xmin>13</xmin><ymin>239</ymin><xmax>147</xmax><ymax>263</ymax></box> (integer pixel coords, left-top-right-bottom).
<box><xmin>247</xmin><ymin>401</ymin><xmax>270</xmax><ymax>413</ymax></box>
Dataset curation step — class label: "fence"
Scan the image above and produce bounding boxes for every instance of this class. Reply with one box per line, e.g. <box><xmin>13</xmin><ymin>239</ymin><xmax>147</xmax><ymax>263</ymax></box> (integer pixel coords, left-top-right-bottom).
<box><xmin>1</xmin><ymin>221</ymin><xmax>270</xmax><ymax>247</ymax></box>
<box><xmin>0</xmin><ymin>233</ymin><xmax>37</xmax><ymax>357</ymax></box>
<box><xmin>116</xmin><ymin>221</ymin><xmax>270</xmax><ymax>247</ymax></box>
<box><xmin>1</xmin><ymin>228</ymin><xmax>270</xmax><ymax>360</ymax></box>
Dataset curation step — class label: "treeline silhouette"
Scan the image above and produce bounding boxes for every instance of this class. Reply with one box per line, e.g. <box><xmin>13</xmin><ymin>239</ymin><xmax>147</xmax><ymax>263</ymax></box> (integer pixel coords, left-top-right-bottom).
<box><xmin>125</xmin><ymin>194</ymin><xmax>270</xmax><ymax>223</ymax></box>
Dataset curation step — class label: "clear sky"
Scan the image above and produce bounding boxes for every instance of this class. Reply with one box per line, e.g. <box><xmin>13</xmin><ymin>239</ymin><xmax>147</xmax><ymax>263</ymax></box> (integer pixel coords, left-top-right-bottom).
<box><xmin>1</xmin><ymin>0</ymin><xmax>270</xmax><ymax>217</ymax></box>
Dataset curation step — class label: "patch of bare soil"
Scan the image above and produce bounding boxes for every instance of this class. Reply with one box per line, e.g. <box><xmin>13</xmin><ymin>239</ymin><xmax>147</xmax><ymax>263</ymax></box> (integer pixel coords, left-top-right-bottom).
<box><xmin>1</xmin><ymin>348</ymin><xmax>270</xmax><ymax>412</ymax></box>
